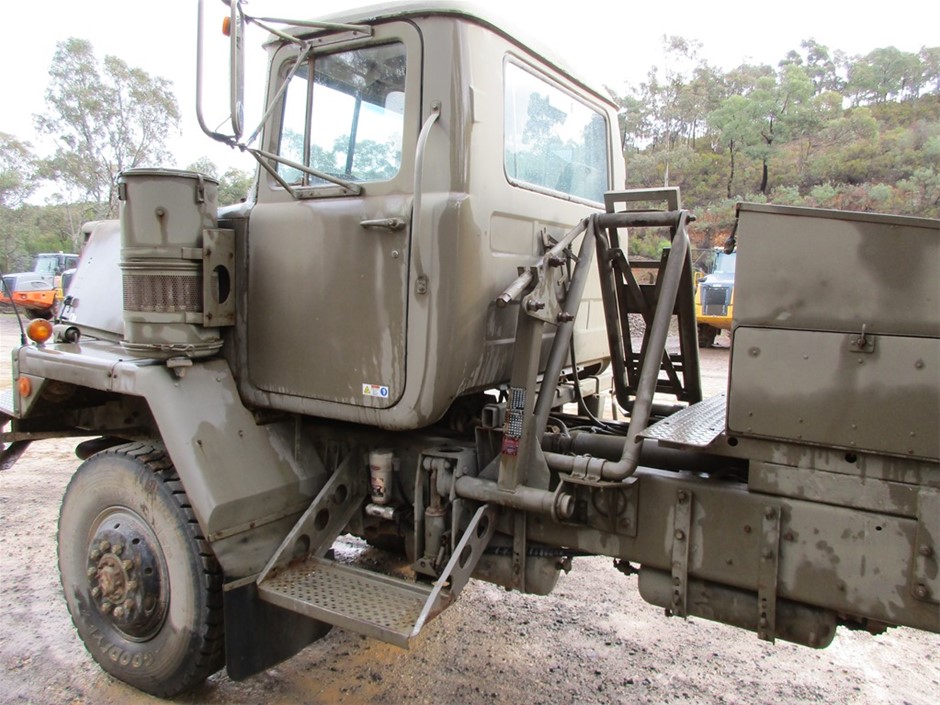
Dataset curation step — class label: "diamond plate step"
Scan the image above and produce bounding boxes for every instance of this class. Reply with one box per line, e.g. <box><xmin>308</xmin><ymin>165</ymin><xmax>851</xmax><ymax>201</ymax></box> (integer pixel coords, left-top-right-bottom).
<box><xmin>258</xmin><ymin>557</ymin><xmax>438</xmax><ymax>649</ymax></box>
<box><xmin>0</xmin><ymin>389</ymin><xmax>15</xmax><ymax>419</ymax></box>
<box><xmin>257</xmin><ymin>503</ymin><xmax>497</xmax><ymax>649</ymax></box>
<box><xmin>640</xmin><ymin>393</ymin><xmax>726</xmax><ymax>448</ymax></box>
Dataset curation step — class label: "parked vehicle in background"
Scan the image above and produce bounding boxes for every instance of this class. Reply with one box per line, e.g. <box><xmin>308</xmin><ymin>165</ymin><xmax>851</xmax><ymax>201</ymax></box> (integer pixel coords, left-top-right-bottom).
<box><xmin>694</xmin><ymin>248</ymin><xmax>736</xmax><ymax>347</ymax></box>
<box><xmin>0</xmin><ymin>252</ymin><xmax>79</xmax><ymax>319</ymax></box>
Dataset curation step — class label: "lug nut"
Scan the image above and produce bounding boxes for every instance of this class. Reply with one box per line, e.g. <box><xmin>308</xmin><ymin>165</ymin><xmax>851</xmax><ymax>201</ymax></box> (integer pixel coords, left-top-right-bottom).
<box><xmin>126</xmin><ymin>580</ymin><xmax>138</xmax><ymax>591</ymax></box>
<box><xmin>112</xmin><ymin>544</ymin><xmax>123</xmax><ymax>556</ymax></box>
<box><xmin>91</xmin><ymin>587</ymin><xmax>101</xmax><ymax>599</ymax></box>
<box><xmin>123</xmin><ymin>560</ymin><xmax>134</xmax><ymax>572</ymax></box>
<box><xmin>99</xmin><ymin>540</ymin><xmax>110</xmax><ymax>552</ymax></box>
<box><xmin>100</xmin><ymin>602</ymin><xmax>113</xmax><ymax>614</ymax></box>
<box><xmin>113</xmin><ymin>606</ymin><xmax>125</xmax><ymax>619</ymax></box>
<box><xmin>89</xmin><ymin>549</ymin><xmax>101</xmax><ymax>561</ymax></box>
<box><xmin>87</xmin><ymin>567</ymin><xmax>97</xmax><ymax>579</ymax></box>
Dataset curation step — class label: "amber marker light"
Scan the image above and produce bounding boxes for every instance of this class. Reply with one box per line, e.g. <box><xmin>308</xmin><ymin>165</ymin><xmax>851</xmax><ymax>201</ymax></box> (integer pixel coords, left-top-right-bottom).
<box><xmin>26</xmin><ymin>318</ymin><xmax>54</xmax><ymax>345</ymax></box>
<box><xmin>17</xmin><ymin>376</ymin><xmax>31</xmax><ymax>398</ymax></box>
<box><xmin>222</xmin><ymin>16</ymin><xmax>231</xmax><ymax>36</ymax></box>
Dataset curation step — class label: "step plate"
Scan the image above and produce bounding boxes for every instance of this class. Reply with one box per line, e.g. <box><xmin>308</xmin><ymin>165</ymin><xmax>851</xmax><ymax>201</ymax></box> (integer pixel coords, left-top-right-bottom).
<box><xmin>0</xmin><ymin>389</ymin><xmax>15</xmax><ymax>419</ymax></box>
<box><xmin>258</xmin><ymin>557</ymin><xmax>435</xmax><ymax>649</ymax></box>
<box><xmin>640</xmin><ymin>394</ymin><xmax>726</xmax><ymax>448</ymax></box>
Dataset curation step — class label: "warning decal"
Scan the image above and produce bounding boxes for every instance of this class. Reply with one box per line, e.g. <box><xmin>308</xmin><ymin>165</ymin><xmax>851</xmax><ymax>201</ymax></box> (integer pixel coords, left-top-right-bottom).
<box><xmin>362</xmin><ymin>384</ymin><xmax>390</xmax><ymax>398</ymax></box>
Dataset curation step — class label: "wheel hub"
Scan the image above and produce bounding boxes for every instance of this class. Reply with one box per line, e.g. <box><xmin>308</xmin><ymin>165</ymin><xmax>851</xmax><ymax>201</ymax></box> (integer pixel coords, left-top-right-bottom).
<box><xmin>86</xmin><ymin>510</ymin><xmax>168</xmax><ymax>640</ymax></box>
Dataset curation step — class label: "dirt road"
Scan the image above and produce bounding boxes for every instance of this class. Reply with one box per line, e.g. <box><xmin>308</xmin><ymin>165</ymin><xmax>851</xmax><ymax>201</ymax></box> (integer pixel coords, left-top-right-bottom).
<box><xmin>1</xmin><ymin>315</ymin><xmax>937</xmax><ymax>705</ymax></box>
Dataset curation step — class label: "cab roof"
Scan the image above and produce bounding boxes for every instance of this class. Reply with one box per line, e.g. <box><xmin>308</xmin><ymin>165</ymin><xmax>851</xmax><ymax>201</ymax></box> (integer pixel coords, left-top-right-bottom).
<box><xmin>273</xmin><ymin>1</ymin><xmax>616</xmax><ymax>108</ymax></box>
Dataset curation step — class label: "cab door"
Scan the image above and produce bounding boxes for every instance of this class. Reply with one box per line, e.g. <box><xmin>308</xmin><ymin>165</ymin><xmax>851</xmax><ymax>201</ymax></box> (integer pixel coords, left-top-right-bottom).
<box><xmin>247</xmin><ymin>22</ymin><xmax>421</xmax><ymax>409</ymax></box>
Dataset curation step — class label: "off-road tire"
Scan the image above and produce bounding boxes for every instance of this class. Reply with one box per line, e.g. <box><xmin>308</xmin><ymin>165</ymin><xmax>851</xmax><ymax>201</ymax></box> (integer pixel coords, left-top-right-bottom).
<box><xmin>58</xmin><ymin>442</ymin><xmax>224</xmax><ymax>697</ymax></box>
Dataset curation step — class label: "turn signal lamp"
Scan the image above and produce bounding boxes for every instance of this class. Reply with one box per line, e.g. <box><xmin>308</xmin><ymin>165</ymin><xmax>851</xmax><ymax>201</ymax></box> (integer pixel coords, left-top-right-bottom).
<box><xmin>222</xmin><ymin>16</ymin><xmax>231</xmax><ymax>36</ymax></box>
<box><xmin>26</xmin><ymin>318</ymin><xmax>54</xmax><ymax>345</ymax></box>
<box><xmin>17</xmin><ymin>376</ymin><xmax>32</xmax><ymax>398</ymax></box>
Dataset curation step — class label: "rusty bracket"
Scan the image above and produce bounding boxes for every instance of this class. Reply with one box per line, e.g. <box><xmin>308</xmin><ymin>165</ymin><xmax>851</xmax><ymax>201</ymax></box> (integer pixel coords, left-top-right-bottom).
<box><xmin>669</xmin><ymin>489</ymin><xmax>693</xmax><ymax>617</ymax></box>
<box><xmin>757</xmin><ymin>504</ymin><xmax>782</xmax><ymax>642</ymax></box>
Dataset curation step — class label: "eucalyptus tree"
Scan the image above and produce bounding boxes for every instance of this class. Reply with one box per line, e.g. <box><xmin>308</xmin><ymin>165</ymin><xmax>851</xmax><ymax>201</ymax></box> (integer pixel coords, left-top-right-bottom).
<box><xmin>35</xmin><ymin>38</ymin><xmax>180</xmax><ymax>219</ymax></box>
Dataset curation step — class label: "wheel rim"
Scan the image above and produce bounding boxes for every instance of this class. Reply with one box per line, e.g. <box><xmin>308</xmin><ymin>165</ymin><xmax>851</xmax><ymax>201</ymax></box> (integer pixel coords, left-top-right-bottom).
<box><xmin>85</xmin><ymin>508</ymin><xmax>169</xmax><ymax>641</ymax></box>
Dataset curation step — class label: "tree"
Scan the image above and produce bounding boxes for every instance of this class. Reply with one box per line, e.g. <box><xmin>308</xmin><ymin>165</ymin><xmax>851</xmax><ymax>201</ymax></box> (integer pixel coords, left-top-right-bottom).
<box><xmin>186</xmin><ymin>158</ymin><xmax>254</xmax><ymax>206</ymax></box>
<box><xmin>0</xmin><ymin>133</ymin><xmax>38</xmax><ymax>209</ymax></box>
<box><xmin>35</xmin><ymin>38</ymin><xmax>180</xmax><ymax>219</ymax></box>
<box><xmin>780</xmin><ymin>39</ymin><xmax>842</xmax><ymax>95</ymax></box>
<box><xmin>846</xmin><ymin>47</ymin><xmax>923</xmax><ymax>105</ymax></box>
<box><xmin>709</xmin><ymin>64</ymin><xmax>815</xmax><ymax>195</ymax></box>
<box><xmin>219</xmin><ymin>167</ymin><xmax>253</xmax><ymax>205</ymax></box>
<box><xmin>0</xmin><ymin>134</ymin><xmax>40</xmax><ymax>271</ymax></box>
<box><xmin>708</xmin><ymin>95</ymin><xmax>756</xmax><ymax>198</ymax></box>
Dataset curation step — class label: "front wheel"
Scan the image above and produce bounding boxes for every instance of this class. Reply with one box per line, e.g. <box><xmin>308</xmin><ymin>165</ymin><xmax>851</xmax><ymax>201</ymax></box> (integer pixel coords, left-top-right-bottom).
<box><xmin>58</xmin><ymin>442</ymin><xmax>224</xmax><ymax>697</ymax></box>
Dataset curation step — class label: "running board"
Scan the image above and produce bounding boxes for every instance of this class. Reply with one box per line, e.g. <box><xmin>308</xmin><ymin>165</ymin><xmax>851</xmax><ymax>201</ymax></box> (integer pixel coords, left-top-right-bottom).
<box><xmin>258</xmin><ymin>503</ymin><xmax>497</xmax><ymax>648</ymax></box>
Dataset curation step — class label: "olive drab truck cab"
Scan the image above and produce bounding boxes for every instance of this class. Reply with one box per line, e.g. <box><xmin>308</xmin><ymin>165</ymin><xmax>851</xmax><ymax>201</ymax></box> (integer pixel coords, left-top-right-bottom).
<box><xmin>1</xmin><ymin>1</ymin><xmax>937</xmax><ymax>698</ymax></box>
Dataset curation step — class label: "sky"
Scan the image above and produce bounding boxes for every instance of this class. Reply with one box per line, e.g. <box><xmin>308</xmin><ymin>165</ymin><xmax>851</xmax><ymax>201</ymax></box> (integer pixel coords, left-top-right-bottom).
<box><xmin>2</xmin><ymin>0</ymin><xmax>937</xmax><ymax>187</ymax></box>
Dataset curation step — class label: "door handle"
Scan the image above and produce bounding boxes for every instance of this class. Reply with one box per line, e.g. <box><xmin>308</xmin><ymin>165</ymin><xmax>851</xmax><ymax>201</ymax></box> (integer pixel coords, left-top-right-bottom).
<box><xmin>360</xmin><ymin>217</ymin><xmax>407</xmax><ymax>232</ymax></box>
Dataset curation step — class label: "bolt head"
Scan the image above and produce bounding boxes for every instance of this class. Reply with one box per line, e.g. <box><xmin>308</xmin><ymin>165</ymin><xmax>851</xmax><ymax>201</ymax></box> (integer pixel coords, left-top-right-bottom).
<box><xmin>112</xmin><ymin>544</ymin><xmax>123</xmax><ymax>556</ymax></box>
<box><xmin>126</xmin><ymin>580</ymin><xmax>138</xmax><ymax>591</ymax></box>
<box><xmin>89</xmin><ymin>549</ymin><xmax>101</xmax><ymax>561</ymax></box>
<box><xmin>674</xmin><ymin>530</ymin><xmax>685</xmax><ymax>541</ymax></box>
<box><xmin>91</xmin><ymin>587</ymin><xmax>101</xmax><ymax>599</ymax></box>
<box><xmin>87</xmin><ymin>567</ymin><xmax>97</xmax><ymax>579</ymax></box>
<box><xmin>99</xmin><ymin>602</ymin><xmax>113</xmax><ymax>614</ymax></box>
<box><xmin>99</xmin><ymin>540</ymin><xmax>110</xmax><ymax>552</ymax></box>
<box><xmin>112</xmin><ymin>606</ymin><xmax>125</xmax><ymax>619</ymax></box>
<box><xmin>913</xmin><ymin>584</ymin><xmax>930</xmax><ymax>599</ymax></box>
<box><xmin>122</xmin><ymin>560</ymin><xmax>134</xmax><ymax>572</ymax></box>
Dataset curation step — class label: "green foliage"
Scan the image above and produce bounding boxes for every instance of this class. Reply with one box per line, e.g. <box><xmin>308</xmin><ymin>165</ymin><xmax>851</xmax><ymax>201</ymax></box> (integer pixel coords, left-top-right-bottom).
<box><xmin>185</xmin><ymin>158</ymin><xmax>254</xmax><ymax>206</ymax></box>
<box><xmin>35</xmin><ymin>38</ymin><xmax>180</xmax><ymax>219</ymax></box>
<box><xmin>612</xmin><ymin>37</ymin><xmax>940</xmax><ymax>237</ymax></box>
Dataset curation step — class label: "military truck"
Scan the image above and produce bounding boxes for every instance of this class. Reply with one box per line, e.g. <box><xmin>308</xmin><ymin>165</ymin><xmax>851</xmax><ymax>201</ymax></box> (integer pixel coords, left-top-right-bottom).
<box><xmin>1</xmin><ymin>1</ymin><xmax>937</xmax><ymax>698</ymax></box>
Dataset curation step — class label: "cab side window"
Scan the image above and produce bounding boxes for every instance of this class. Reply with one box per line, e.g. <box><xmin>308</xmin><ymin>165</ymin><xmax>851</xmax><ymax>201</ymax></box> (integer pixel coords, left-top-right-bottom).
<box><xmin>277</xmin><ymin>43</ymin><xmax>407</xmax><ymax>186</ymax></box>
<box><xmin>504</xmin><ymin>62</ymin><xmax>609</xmax><ymax>203</ymax></box>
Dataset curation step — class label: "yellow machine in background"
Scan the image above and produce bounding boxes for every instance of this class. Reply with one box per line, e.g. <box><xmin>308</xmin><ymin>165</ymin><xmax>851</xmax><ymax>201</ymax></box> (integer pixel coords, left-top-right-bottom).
<box><xmin>694</xmin><ymin>249</ymin><xmax>736</xmax><ymax>347</ymax></box>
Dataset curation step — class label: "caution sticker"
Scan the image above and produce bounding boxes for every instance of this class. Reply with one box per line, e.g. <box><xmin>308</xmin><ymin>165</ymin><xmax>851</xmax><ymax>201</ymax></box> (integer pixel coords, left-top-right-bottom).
<box><xmin>362</xmin><ymin>384</ymin><xmax>390</xmax><ymax>398</ymax></box>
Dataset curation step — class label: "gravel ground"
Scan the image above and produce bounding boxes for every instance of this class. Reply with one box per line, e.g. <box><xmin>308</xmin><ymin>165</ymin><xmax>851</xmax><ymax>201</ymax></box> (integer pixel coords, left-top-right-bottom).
<box><xmin>1</xmin><ymin>314</ymin><xmax>937</xmax><ymax>705</ymax></box>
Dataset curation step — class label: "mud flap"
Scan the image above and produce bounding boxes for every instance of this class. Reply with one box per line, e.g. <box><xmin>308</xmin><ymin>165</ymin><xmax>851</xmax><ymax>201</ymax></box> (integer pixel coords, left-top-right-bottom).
<box><xmin>223</xmin><ymin>581</ymin><xmax>332</xmax><ymax>680</ymax></box>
